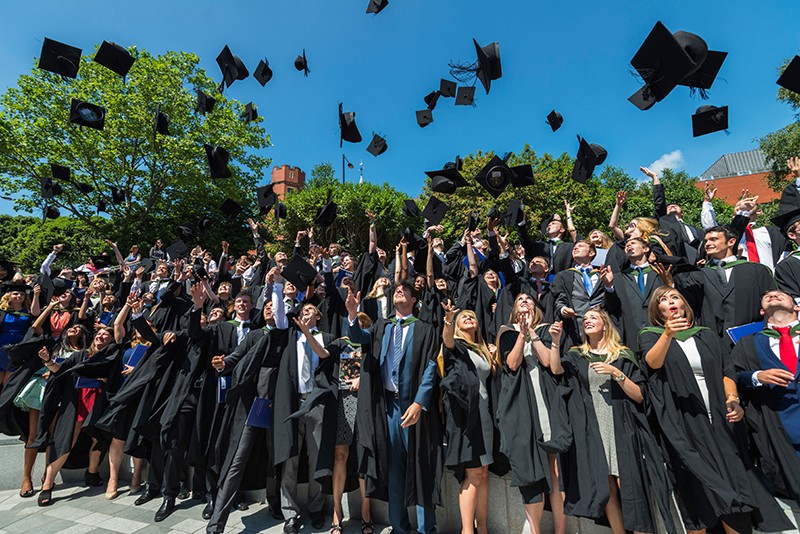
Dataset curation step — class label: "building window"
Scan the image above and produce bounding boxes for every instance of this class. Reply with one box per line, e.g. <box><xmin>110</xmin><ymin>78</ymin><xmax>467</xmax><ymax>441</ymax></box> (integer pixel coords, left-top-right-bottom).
<box><xmin>289</xmin><ymin>171</ymin><xmax>294</xmax><ymax>179</ymax></box>
<box><xmin>287</xmin><ymin>186</ymin><xmax>296</xmax><ymax>193</ymax></box>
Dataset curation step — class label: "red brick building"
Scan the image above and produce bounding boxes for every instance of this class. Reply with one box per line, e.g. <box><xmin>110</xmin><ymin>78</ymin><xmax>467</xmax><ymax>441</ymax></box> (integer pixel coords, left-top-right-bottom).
<box><xmin>270</xmin><ymin>165</ymin><xmax>305</xmax><ymax>200</ymax></box>
<box><xmin>695</xmin><ymin>149</ymin><xmax>778</xmax><ymax>204</ymax></box>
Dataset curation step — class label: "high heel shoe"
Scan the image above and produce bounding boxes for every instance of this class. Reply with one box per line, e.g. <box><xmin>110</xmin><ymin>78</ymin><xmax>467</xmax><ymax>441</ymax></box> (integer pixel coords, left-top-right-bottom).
<box><xmin>37</xmin><ymin>487</ymin><xmax>54</xmax><ymax>507</ymax></box>
<box><xmin>19</xmin><ymin>479</ymin><xmax>34</xmax><ymax>498</ymax></box>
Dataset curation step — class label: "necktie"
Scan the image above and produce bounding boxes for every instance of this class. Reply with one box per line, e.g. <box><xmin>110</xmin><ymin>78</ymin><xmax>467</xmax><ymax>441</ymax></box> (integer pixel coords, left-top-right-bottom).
<box><xmin>535</xmin><ymin>278</ymin><xmax>544</xmax><ymax>299</ymax></box>
<box><xmin>717</xmin><ymin>261</ymin><xmax>728</xmax><ymax>285</ymax></box>
<box><xmin>775</xmin><ymin>326</ymin><xmax>798</xmax><ymax>375</ymax></box>
<box><xmin>744</xmin><ymin>225</ymin><xmax>761</xmax><ymax>263</ymax></box>
<box><xmin>300</xmin><ymin>336</ymin><xmax>313</xmax><ymax>388</ymax></box>
<box><xmin>392</xmin><ymin>319</ymin><xmax>405</xmax><ymax>385</ymax></box>
<box><xmin>580</xmin><ymin>267</ymin><xmax>593</xmax><ymax>295</ymax></box>
<box><xmin>635</xmin><ymin>266</ymin><xmax>645</xmax><ymax>297</ymax></box>
<box><xmin>549</xmin><ymin>239</ymin><xmax>559</xmax><ymax>261</ymax></box>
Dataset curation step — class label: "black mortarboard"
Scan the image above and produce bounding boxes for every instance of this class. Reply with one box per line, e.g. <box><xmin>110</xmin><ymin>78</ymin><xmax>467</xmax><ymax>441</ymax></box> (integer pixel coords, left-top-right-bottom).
<box><xmin>366</xmin><ymin>0</ymin><xmax>389</xmax><ymax>14</ymax></box>
<box><xmin>511</xmin><ymin>164</ymin><xmax>535</xmax><ymax>187</ymax></box>
<box><xmin>403</xmin><ymin>199</ymin><xmax>421</xmax><ymax>218</ymax></box>
<box><xmin>97</xmin><ymin>199</ymin><xmax>107</xmax><ymax>213</ymax></box>
<box><xmin>41</xmin><ymin>177</ymin><xmax>62</xmax><ymax>199</ymax></box>
<box><xmin>314</xmin><ymin>199</ymin><xmax>338</xmax><ymax>228</ymax></box>
<box><xmin>111</xmin><ymin>187</ymin><xmax>125</xmax><ymax>204</ymax></box>
<box><xmin>571</xmin><ymin>136</ymin><xmax>607</xmax><ymax>183</ymax></box>
<box><xmin>51</xmin><ymin>164</ymin><xmax>70</xmax><ymax>181</ymax></box>
<box><xmin>242</xmin><ymin>103</ymin><xmax>258</xmax><ymax>123</ymax></box>
<box><xmin>546</xmin><ymin>110</ymin><xmax>563</xmax><ymax>132</ymax></box>
<box><xmin>487</xmin><ymin>206</ymin><xmax>502</xmax><ymax>219</ymax></box>
<box><xmin>402</xmin><ymin>227</ymin><xmax>426</xmax><ymax>251</ymax></box>
<box><xmin>294</xmin><ymin>49</ymin><xmax>310</xmax><ymax>76</ymax></box>
<box><xmin>256</xmin><ymin>184</ymin><xmax>276</xmax><ymax>213</ymax></box>
<box><xmin>0</xmin><ymin>260</ymin><xmax>16</xmax><ymax>281</ymax></box>
<box><xmin>426</xmin><ymin>167</ymin><xmax>469</xmax><ymax>194</ymax></box>
<box><xmin>196</xmin><ymin>90</ymin><xmax>216</xmax><ymax>115</ymax></box>
<box><xmin>1</xmin><ymin>282</ymin><xmax>31</xmax><ymax>295</ymax></box>
<box><xmin>205</xmin><ymin>144</ymin><xmax>232</xmax><ymax>178</ymax></box>
<box><xmin>422</xmin><ymin>197</ymin><xmax>448</xmax><ymax>225</ymax></box>
<box><xmin>502</xmin><ymin>199</ymin><xmax>524</xmax><ymax>227</ymax></box>
<box><xmin>424</xmin><ymin>90</ymin><xmax>441</xmax><ymax>110</ymax></box>
<box><xmin>282</xmin><ymin>254</ymin><xmax>319</xmax><ymax>290</ymax></box>
<box><xmin>51</xmin><ymin>277</ymin><xmax>73</xmax><ymax>297</ymax></box>
<box><xmin>416</xmin><ymin>109</ymin><xmax>433</xmax><ymax>127</ymax></box>
<box><xmin>455</xmin><ymin>86</ymin><xmax>475</xmax><ymax>106</ymax></box>
<box><xmin>366</xmin><ymin>133</ymin><xmax>388</xmax><ymax>156</ymax></box>
<box><xmin>254</xmin><ymin>59</ymin><xmax>273</xmax><ymax>86</ymax></box>
<box><xmin>93</xmin><ymin>41</ymin><xmax>135</xmax><ymax>77</ymax></box>
<box><xmin>473</xmin><ymin>39</ymin><xmax>502</xmax><ymax>95</ymax></box>
<box><xmin>198</xmin><ymin>214</ymin><xmax>213</xmax><ymax>232</ymax></box>
<box><xmin>339</xmin><ymin>103</ymin><xmax>362</xmax><ymax>146</ymax></box>
<box><xmin>90</xmin><ymin>256</ymin><xmax>110</xmax><ymax>269</ymax></box>
<box><xmin>467</xmin><ymin>212</ymin><xmax>478</xmax><ymax>232</ymax></box>
<box><xmin>75</xmin><ymin>182</ymin><xmax>93</xmax><ymax>194</ymax></box>
<box><xmin>154</xmin><ymin>110</ymin><xmax>169</xmax><ymax>136</ymax></box>
<box><xmin>45</xmin><ymin>206</ymin><xmax>60</xmax><ymax>219</ymax></box>
<box><xmin>475</xmin><ymin>155</ymin><xmax>515</xmax><ymax>198</ymax></box>
<box><xmin>692</xmin><ymin>105</ymin><xmax>728</xmax><ymax>137</ymax></box>
<box><xmin>440</xmin><ymin>79</ymin><xmax>457</xmax><ymax>98</ymax></box>
<box><xmin>772</xmin><ymin>205</ymin><xmax>800</xmax><ymax>234</ymax></box>
<box><xmin>275</xmin><ymin>202</ymin><xmax>287</xmax><ymax>220</ymax></box>
<box><xmin>216</xmin><ymin>45</ymin><xmax>249</xmax><ymax>89</ymax></box>
<box><xmin>69</xmin><ymin>99</ymin><xmax>105</xmax><ymax>130</ymax></box>
<box><xmin>165</xmin><ymin>240</ymin><xmax>189</xmax><ymax>260</ymax></box>
<box><xmin>174</xmin><ymin>223</ymin><xmax>195</xmax><ymax>242</ymax></box>
<box><xmin>220</xmin><ymin>198</ymin><xmax>243</xmax><ymax>218</ymax></box>
<box><xmin>38</xmin><ymin>38</ymin><xmax>81</xmax><ymax>78</ymax></box>
<box><xmin>138</xmin><ymin>258</ymin><xmax>154</xmax><ymax>273</ymax></box>
<box><xmin>777</xmin><ymin>56</ymin><xmax>800</xmax><ymax>95</ymax></box>
<box><xmin>679</xmin><ymin>50</ymin><xmax>727</xmax><ymax>91</ymax></box>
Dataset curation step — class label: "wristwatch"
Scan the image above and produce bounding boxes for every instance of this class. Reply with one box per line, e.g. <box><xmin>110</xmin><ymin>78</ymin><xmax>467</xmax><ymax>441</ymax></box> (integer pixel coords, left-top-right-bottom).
<box><xmin>613</xmin><ymin>373</ymin><xmax>626</xmax><ymax>383</ymax></box>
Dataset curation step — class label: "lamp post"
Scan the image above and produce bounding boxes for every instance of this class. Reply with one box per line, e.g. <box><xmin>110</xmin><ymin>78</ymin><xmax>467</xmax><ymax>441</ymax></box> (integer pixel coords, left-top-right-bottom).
<box><xmin>342</xmin><ymin>154</ymin><xmax>354</xmax><ymax>184</ymax></box>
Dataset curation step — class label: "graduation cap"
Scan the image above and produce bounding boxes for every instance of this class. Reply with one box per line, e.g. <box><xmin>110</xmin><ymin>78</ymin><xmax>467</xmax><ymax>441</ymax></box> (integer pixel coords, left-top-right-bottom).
<box><xmin>93</xmin><ymin>41</ymin><xmax>135</xmax><ymax>77</ymax></box>
<box><xmin>38</xmin><ymin>38</ymin><xmax>81</xmax><ymax>78</ymax></box>
<box><xmin>0</xmin><ymin>281</ymin><xmax>30</xmax><ymax>295</ymax></box>
<box><xmin>198</xmin><ymin>214</ymin><xmax>213</xmax><ymax>232</ymax></box>
<box><xmin>154</xmin><ymin>110</ymin><xmax>169</xmax><ymax>136</ymax></box>
<box><xmin>242</xmin><ymin>103</ymin><xmax>258</xmax><ymax>123</ymax></box>
<box><xmin>502</xmin><ymin>199</ymin><xmax>524</xmax><ymax>227</ymax></box>
<box><xmin>205</xmin><ymin>144</ymin><xmax>232</xmax><ymax>178</ymax></box>
<box><xmin>174</xmin><ymin>223</ymin><xmax>195</xmax><ymax>242</ymax></box>
<box><xmin>44</xmin><ymin>206</ymin><xmax>60</xmax><ymax>219</ymax></box>
<box><xmin>339</xmin><ymin>103</ymin><xmax>362</xmax><ymax>146</ymax></box>
<box><xmin>254</xmin><ymin>59</ymin><xmax>273</xmax><ymax>86</ymax></box>
<box><xmin>402</xmin><ymin>227</ymin><xmax>427</xmax><ymax>251</ymax></box>
<box><xmin>679</xmin><ymin>50</ymin><xmax>728</xmax><ymax>92</ymax></box>
<box><xmin>51</xmin><ymin>164</ymin><xmax>70</xmax><ymax>181</ymax></box>
<box><xmin>216</xmin><ymin>45</ymin><xmax>249</xmax><ymax>89</ymax></box>
<box><xmin>571</xmin><ymin>136</ymin><xmax>607</xmax><ymax>184</ymax></box>
<box><xmin>69</xmin><ymin>99</ymin><xmax>105</xmax><ymax>130</ymax></box>
<box><xmin>165</xmin><ymin>240</ymin><xmax>189</xmax><ymax>260</ymax></box>
<box><xmin>282</xmin><ymin>254</ymin><xmax>319</xmax><ymax>290</ymax></box>
<box><xmin>75</xmin><ymin>182</ymin><xmax>93</xmax><ymax>195</ymax></box>
<box><xmin>473</xmin><ymin>39</ymin><xmax>502</xmax><ymax>94</ymax></box>
<box><xmin>110</xmin><ymin>187</ymin><xmax>125</xmax><ymax>204</ymax></box>
<box><xmin>422</xmin><ymin>196</ymin><xmax>449</xmax><ymax>225</ymax></box>
<box><xmin>416</xmin><ymin>109</ymin><xmax>433</xmax><ymax>127</ymax></box>
<box><xmin>426</xmin><ymin>166</ymin><xmax>469</xmax><ymax>194</ymax></box>
<box><xmin>97</xmin><ymin>199</ymin><xmax>107</xmax><ymax>213</ymax></box>
<box><xmin>467</xmin><ymin>212</ymin><xmax>479</xmax><ymax>232</ymax></box>
<box><xmin>256</xmin><ymin>184</ymin><xmax>276</xmax><ymax>214</ymax></box>
<box><xmin>219</xmin><ymin>198</ymin><xmax>243</xmax><ymax>219</ymax></box>
<box><xmin>90</xmin><ymin>255</ymin><xmax>110</xmax><ymax>269</ymax></box>
<box><xmin>366</xmin><ymin>133</ymin><xmax>388</xmax><ymax>156</ymax></box>
<box><xmin>196</xmin><ymin>90</ymin><xmax>216</xmax><ymax>115</ymax></box>
<box><xmin>692</xmin><ymin>105</ymin><xmax>728</xmax><ymax>137</ymax></box>
<box><xmin>455</xmin><ymin>86</ymin><xmax>475</xmax><ymax>106</ymax></box>
<box><xmin>440</xmin><ymin>78</ymin><xmax>457</xmax><ymax>98</ymax></box>
<box><xmin>314</xmin><ymin>198</ymin><xmax>338</xmax><ymax>228</ymax></box>
<box><xmin>448</xmin><ymin>155</ymin><xmax>464</xmax><ymax>171</ymax></box>
<box><xmin>772</xmin><ymin>204</ymin><xmax>800</xmax><ymax>234</ymax></box>
<box><xmin>0</xmin><ymin>260</ymin><xmax>16</xmax><ymax>281</ymax></box>
<box><xmin>474</xmin><ymin>155</ymin><xmax>515</xmax><ymax>198</ymax></box>
<box><xmin>138</xmin><ymin>258</ymin><xmax>154</xmax><ymax>273</ymax></box>
<box><xmin>511</xmin><ymin>164</ymin><xmax>535</xmax><ymax>187</ymax></box>
<box><xmin>366</xmin><ymin>0</ymin><xmax>389</xmax><ymax>14</ymax></box>
<box><xmin>274</xmin><ymin>201</ymin><xmax>287</xmax><ymax>220</ymax></box>
<box><xmin>294</xmin><ymin>49</ymin><xmax>310</xmax><ymax>76</ymax></box>
<box><xmin>51</xmin><ymin>277</ymin><xmax>73</xmax><ymax>297</ymax></box>
<box><xmin>424</xmin><ymin>90</ymin><xmax>441</xmax><ymax>110</ymax></box>
<box><xmin>546</xmin><ymin>110</ymin><xmax>563</xmax><ymax>132</ymax></box>
<box><xmin>402</xmin><ymin>199</ymin><xmax>421</xmax><ymax>219</ymax></box>
<box><xmin>777</xmin><ymin>56</ymin><xmax>800</xmax><ymax>95</ymax></box>
<box><xmin>41</xmin><ymin>177</ymin><xmax>62</xmax><ymax>199</ymax></box>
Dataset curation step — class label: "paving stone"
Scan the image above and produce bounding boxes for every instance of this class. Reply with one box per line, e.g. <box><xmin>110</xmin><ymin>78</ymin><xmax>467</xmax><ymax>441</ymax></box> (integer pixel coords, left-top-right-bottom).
<box><xmin>43</xmin><ymin>504</ymin><xmax>94</xmax><ymax>521</ymax></box>
<box><xmin>4</xmin><ymin>514</ymin><xmax>73</xmax><ymax>533</ymax></box>
<box><xmin>51</xmin><ymin>525</ymin><xmax>96</xmax><ymax>534</ymax></box>
<box><xmin>168</xmin><ymin>519</ymin><xmax>207</xmax><ymax>533</ymax></box>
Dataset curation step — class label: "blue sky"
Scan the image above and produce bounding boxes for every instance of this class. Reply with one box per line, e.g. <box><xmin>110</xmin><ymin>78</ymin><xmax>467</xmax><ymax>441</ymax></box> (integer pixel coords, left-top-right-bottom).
<box><xmin>1</xmin><ymin>0</ymin><xmax>799</xmax><ymax>216</ymax></box>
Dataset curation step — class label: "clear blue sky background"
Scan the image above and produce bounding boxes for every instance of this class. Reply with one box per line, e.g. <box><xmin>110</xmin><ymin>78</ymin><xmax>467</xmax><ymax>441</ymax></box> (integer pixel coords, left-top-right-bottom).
<box><xmin>1</xmin><ymin>0</ymin><xmax>799</xmax><ymax>216</ymax></box>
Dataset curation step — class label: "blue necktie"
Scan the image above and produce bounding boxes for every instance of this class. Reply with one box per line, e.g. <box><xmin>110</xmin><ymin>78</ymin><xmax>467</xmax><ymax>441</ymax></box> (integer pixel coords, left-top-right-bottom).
<box><xmin>392</xmin><ymin>319</ymin><xmax>404</xmax><ymax>386</ymax></box>
<box><xmin>580</xmin><ymin>267</ymin><xmax>593</xmax><ymax>295</ymax></box>
<box><xmin>635</xmin><ymin>266</ymin><xmax>645</xmax><ymax>297</ymax></box>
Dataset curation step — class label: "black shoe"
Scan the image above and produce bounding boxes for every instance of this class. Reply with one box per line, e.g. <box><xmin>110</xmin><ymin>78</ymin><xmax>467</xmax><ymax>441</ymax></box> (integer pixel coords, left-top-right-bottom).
<box><xmin>268</xmin><ymin>501</ymin><xmax>284</xmax><ymax>521</ymax></box>
<box><xmin>191</xmin><ymin>491</ymin><xmax>206</xmax><ymax>501</ymax></box>
<box><xmin>202</xmin><ymin>500</ymin><xmax>214</xmax><ymax>520</ymax></box>
<box><xmin>283</xmin><ymin>517</ymin><xmax>301</xmax><ymax>534</ymax></box>
<box><xmin>310</xmin><ymin>512</ymin><xmax>325</xmax><ymax>529</ymax></box>
<box><xmin>134</xmin><ymin>488</ymin><xmax>160</xmax><ymax>506</ymax></box>
<box><xmin>154</xmin><ymin>497</ymin><xmax>176</xmax><ymax>522</ymax></box>
<box><xmin>84</xmin><ymin>470</ymin><xmax>104</xmax><ymax>487</ymax></box>
<box><xmin>234</xmin><ymin>500</ymin><xmax>249</xmax><ymax>511</ymax></box>
<box><xmin>177</xmin><ymin>483</ymin><xmax>190</xmax><ymax>500</ymax></box>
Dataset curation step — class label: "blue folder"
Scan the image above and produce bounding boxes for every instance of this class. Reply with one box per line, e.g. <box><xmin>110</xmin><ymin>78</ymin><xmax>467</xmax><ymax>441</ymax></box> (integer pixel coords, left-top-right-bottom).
<box><xmin>125</xmin><ymin>344</ymin><xmax>148</xmax><ymax>368</ymax></box>
<box><xmin>245</xmin><ymin>398</ymin><xmax>273</xmax><ymax>429</ymax></box>
<box><xmin>76</xmin><ymin>377</ymin><xmax>103</xmax><ymax>389</ymax></box>
<box><xmin>727</xmin><ymin>321</ymin><xmax>764</xmax><ymax>345</ymax></box>
<box><xmin>217</xmin><ymin>375</ymin><xmax>232</xmax><ymax>403</ymax></box>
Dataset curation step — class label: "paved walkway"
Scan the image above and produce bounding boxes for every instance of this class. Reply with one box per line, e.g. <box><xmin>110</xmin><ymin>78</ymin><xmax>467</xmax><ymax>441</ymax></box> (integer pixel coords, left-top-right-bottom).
<box><xmin>0</xmin><ymin>484</ymin><xmax>391</xmax><ymax>534</ymax></box>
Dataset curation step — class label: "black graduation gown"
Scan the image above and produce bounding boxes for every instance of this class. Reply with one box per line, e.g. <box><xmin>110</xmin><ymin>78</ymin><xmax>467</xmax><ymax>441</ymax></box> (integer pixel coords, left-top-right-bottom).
<box><xmin>639</xmin><ymin>328</ymin><xmax>793</xmax><ymax>531</ymax></box>
<box><xmin>456</xmin><ymin>276</ymin><xmax>499</xmax><ymax>345</ymax></box>
<box><xmin>604</xmin><ymin>266</ymin><xmax>665</xmax><ymax>352</ymax></box>
<box><xmin>560</xmin><ymin>349</ymin><xmax>675</xmax><ymax>532</ymax></box>
<box><xmin>731</xmin><ymin>333</ymin><xmax>800</xmax><ymax>503</ymax></box>
<box><xmin>775</xmin><ymin>253</ymin><xmax>800</xmax><ymax>300</ymax></box>
<box><xmin>353</xmin><ymin>317</ymin><xmax>444</xmax><ymax>507</ymax></box>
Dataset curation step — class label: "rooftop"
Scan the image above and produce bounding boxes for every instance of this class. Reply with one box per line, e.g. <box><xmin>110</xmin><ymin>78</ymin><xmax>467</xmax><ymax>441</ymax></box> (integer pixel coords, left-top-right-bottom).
<box><xmin>700</xmin><ymin>148</ymin><xmax>770</xmax><ymax>180</ymax></box>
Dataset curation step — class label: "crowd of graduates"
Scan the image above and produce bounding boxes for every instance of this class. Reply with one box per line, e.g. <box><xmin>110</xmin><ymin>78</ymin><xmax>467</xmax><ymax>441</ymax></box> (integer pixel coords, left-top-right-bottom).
<box><xmin>2</xmin><ymin>162</ymin><xmax>800</xmax><ymax>534</ymax></box>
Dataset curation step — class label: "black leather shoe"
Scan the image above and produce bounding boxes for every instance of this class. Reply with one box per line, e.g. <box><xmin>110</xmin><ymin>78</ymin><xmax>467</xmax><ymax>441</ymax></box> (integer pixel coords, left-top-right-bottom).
<box><xmin>283</xmin><ymin>517</ymin><xmax>300</xmax><ymax>534</ymax></box>
<box><xmin>268</xmin><ymin>501</ymin><xmax>284</xmax><ymax>521</ymax></box>
<box><xmin>177</xmin><ymin>483</ymin><xmax>190</xmax><ymax>500</ymax></box>
<box><xmin>134</xmin><ymin>488</ymin><xmax>160</xmax><ymax>506</ymax></box>
<box><xmin>310</xmin><ymin>512</ymin><xmax>325</xmax><ymax>529</ymax></box>
<box><xmin>154</xmin><ymin>497</ymin><xmax>176</xmax><ymax>522</ymax></box>
<box><xmin>234</xmin><ymin>500</ymin><xmax>249</xmax><ymax>511</ymax></box>
<box><xmin>84</xmin><ymin>470</ymin><xmax>104</xmax><ymax>487</ymax></box>
<box><xmin>202</xmin><ymin>500</ymin><xmax>214</xmax><ymax>520</ymax></box>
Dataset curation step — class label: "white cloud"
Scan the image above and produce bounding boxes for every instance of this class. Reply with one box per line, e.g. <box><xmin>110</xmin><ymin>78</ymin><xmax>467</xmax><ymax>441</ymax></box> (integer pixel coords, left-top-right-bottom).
<box><xmin>648</xmin><ymin>149</ymin><xmax>684</xmax><ymax>175</ymax></box>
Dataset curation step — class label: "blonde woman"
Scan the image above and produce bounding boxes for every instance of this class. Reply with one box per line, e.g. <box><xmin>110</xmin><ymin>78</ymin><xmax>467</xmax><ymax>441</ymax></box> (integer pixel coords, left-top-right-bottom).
<box><xmin>549</xmin><ymin>307</ymin><xmax>674</xmax><ymax>533</ymax></box>
<box><xmin>440</xmin><ymin>301</ymin><xmax>501</xmax><ymax>534</ymax></box>
<box><xmin>0</xmin><ymin>284</ymin><xmax>40</xmax><ymax>386</ymax></box>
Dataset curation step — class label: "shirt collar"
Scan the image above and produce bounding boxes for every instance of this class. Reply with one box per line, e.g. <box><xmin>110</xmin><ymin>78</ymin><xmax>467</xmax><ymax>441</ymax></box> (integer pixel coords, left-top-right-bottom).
<box><xmin>768</xmin><ymin>319</ymin><xmax>800</xmax><ymax>330</ymax></box>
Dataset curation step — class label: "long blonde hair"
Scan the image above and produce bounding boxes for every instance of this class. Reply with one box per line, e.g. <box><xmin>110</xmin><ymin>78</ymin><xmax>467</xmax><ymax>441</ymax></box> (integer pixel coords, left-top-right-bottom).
<box><xmin>0</xmin><ymin>291</ymin><xmax>31</xmax><ymax>313</ymax></box>
<box><xmin>574</xmin><ymin>307</ymin><xmax>628</xmax><ymax>363</ymax></box>
<box><xmin>454</xmin><ymin>310</ymin><xmax>501</xmax><ymax>374</ymax></box>
<box><xmin>630</xmin><ymin>217</ymin><xmax>673</xmax><ymax>256</ymax></box>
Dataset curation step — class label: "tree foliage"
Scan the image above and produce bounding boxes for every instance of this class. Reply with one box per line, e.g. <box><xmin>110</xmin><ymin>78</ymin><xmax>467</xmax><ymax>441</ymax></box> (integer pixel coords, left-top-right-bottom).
<box><xmin>760</xmin><ymin>57</ymin><xmax>800</xmax><ymax>191</ymax></box>
<box><xmin>0</xmin><ymin>45</ymin><xmax>271</xmax><ymax>250</ymax></box>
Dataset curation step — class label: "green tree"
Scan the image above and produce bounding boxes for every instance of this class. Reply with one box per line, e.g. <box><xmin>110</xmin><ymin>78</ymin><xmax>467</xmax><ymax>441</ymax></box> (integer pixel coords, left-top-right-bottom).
<box><xmin>0</xmin><ymin>45</ymin><xmax>271</xmax><ymax>251</ymax></box>
<box><xmin>306</xmin><ymin>162</ymin><xmax>339</xmax><ymax>189</ymax></box>
<box><xmin>760</xmin><ymin>57</ymin><xmax>800</xmax><ymax>190</ymax></box>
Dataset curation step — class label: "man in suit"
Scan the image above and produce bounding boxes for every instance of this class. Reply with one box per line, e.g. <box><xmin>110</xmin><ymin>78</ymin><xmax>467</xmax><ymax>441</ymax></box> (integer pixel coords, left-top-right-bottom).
<box><xmin>644</xmin><ymin>166</ymin><xmax>702</xmax><ymax>264</ymax></box>
<box><xmin>551</xmin><ymin>240</ymin><xmax>613</xmax><ymax>347</ymax></box>
<box><xmin>520</xmin><ymin>214</ymin><xmax>575</xmax><ymax>275</ymax></box>
<box><xmin>527</xmin><ymin>256</ymin><xmax>554</xmax><ymax>322</ymax></box>
<box><xmin>345</xmin><ymin>281</ymin><xmax>442</xmax><ymax>534</ymax></box>
<box><xmin>731</xmin><ymin>289</ymin><xmax>800</xmax><ymax>501</ymax></box>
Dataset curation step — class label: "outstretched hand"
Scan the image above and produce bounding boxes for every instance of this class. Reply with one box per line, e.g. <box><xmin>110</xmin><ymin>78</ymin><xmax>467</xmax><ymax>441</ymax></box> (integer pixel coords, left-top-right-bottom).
<box><xmin>345</xmin><ymin>288</ymin><xmax>361</xmax><ymax>318</ymax></box>
<box><xmin>441</xmin><ymin>299</ymin><xmax>460</xmax><ymax>324</ymax></box>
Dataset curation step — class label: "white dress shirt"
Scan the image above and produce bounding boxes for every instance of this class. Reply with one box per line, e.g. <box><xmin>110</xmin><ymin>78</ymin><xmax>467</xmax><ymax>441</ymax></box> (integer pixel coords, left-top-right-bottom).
<box><xmin>752</xmin><ymin>320</ymin><xmax>800</xmax><ymax>387</ymax></box>
<box><xmin>296</xmin><ymin>328</ymin><xmax>323</xmax><ymax>394</ymax></box>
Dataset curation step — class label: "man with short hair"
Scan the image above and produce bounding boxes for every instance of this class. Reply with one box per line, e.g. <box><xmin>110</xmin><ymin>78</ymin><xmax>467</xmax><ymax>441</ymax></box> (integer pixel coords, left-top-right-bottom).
<box><xmin>520</xmin><ymin>214</ymin><xmax>575</xmax><ymax>274</ymax></box>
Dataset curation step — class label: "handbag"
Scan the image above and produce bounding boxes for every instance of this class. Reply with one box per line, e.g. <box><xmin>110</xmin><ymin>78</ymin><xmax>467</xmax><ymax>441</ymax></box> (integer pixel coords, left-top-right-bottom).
<box><xmin>13</xmin><ymin>375</ymin><xmax>47</xmax><ymax>412</ymax></box>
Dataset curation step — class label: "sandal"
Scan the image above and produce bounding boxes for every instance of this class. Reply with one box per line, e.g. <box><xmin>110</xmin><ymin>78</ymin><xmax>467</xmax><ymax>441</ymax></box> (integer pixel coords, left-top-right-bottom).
<box><xmin>361</xmin><ymin>520</ymin><xmax>374</xmax><ymax>534</ymax></box>
<box><xmin>37</xmin><ymin>487</ymin><xmax>54</xmax><ymax>507</ymax></box>
<box><xmin>19</xmin><ymin>480</ymin><xmax>34</xmax><ymax>498</ymax></box>
<box><xmin>330</xmin><ymin>524</ymin><xmax>343</xmax><ymax>533</ymax></box>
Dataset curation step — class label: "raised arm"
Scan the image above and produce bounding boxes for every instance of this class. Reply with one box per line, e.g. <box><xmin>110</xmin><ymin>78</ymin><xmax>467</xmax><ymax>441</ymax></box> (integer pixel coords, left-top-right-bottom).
<box><xmin>368</xmin><ymin>212</ymin><xmax>378</xmax><ymax>254</ymax></box>
<box><xmin>104</xmin><ymin>239</ymin><xmax>126</xmax><ymax>269</ymax></box>
<box><xmin>465</xmin><ymin>235</ymin><xmax>479</xmax><ymax>278</ymax></box>
<box><xmin>641</xmin><ymin>167</ymin><xmax>665</xmax><ymax>219</ymax></box>
<box><xmin>547</xmin><ymin>321</ymin><xmax>564</xmax><ymax>375</ymax></box>
<box><xmin>643</xmin><ymin>314</ymin><xmax>688</xmax><ymax>369</ymax></box>
<box><xmin>608</xmin><ymin>191</ymin><xmax>626</xmax><ymax>240</ymax></box>
<box><xmin>294</xmin><ymin>317</ymin><xmax>330</xmax><ymax>359</ymax></box>
<box><xmin>32</xmin><ymin>300</ymin><xmax>56</xmax><ymax>336</ymax></box>
<box><xmin>441</xmin><ymin>300</ymin><xmax>459</xmax><ymax>350</ymax></box>
<box><xmin>30</xmin><ymin>284</ymin><xmax>41</xmax><ymax>317</ymax></box>
<box><xmin>40</xmin><ymin>243</ymin><xmax>63</xmax><ymax>276</ymax></box>
<box><xmin>113</xmin><ymin>297</ymin><xmax>133</xmax><ymax>344</ymax></box>
<box><xmin>564</xmin><ymin>200</ymin><xmax>578</xmax><ymax>242</ymax></box>
<box><xmin>77</xmin><ymin>287</ymin><xmax>94</xmax><ymax>321</ymax></box>
<box><xmin>700</xmin><ymin>181</ymin><xmax>719</xmax><ymax>229</ymax></box>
